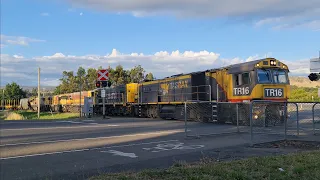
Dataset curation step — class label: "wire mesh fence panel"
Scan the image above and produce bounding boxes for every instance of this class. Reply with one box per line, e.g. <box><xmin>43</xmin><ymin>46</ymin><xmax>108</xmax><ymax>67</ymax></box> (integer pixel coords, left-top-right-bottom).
<box><xmin>312</xmin><ymin>103</ymin><xmax>320</xmax><ymax>135</ymax></box>
<box><xmin>286</xmin><ymin>103</ymin><xmax>299</xmax><ymax>137</ymax></box>
<box><xmin>250</xmin><ymin>101</ymin><xmax>288</xmax><ymax>144</ymax></box>
<box><xmin>217</xmin><ymin>102</ymin><xmax>251</xmax><ymax>133</ymax></box>
<box><xmin>184</xmin><ymin>101</ymin><xmax>246</xmax><ymax>138</ymax></box>
<box><xmin>296</xmin><ymin>102</ymin><xmax>318</xmax><ymax>137</ymax></box>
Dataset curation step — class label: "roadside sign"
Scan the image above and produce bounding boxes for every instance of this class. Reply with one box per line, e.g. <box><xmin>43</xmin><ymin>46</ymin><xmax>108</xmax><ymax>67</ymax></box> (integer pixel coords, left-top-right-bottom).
<box><xmin>101</xmin><ymin>89</ymin><xmax>106</xmax><ymax>98</ymax></box>
<box><xmin>310</xmin><ymin>58</ymin><xmax>320</xmax><ymax>72</ymax></box>
<box><xmin>97</xmin><ymin>69</ymin><xmax>109</xmax><ymax>81</ymax></box>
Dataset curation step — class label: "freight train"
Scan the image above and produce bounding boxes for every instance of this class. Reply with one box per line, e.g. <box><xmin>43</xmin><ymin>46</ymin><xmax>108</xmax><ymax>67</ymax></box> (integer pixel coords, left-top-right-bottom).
<box><xmin>1</xmin><ymin>58</ymin><xmax>290</xmax><ymax>124</ymax></box>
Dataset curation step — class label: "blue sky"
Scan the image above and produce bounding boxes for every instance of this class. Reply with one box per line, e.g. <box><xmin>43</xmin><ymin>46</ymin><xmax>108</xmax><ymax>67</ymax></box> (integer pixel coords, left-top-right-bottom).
<box><xmin>1</xmin><ymin>0</ymin><xmax>320</xmax><ymax>86</ymax></box>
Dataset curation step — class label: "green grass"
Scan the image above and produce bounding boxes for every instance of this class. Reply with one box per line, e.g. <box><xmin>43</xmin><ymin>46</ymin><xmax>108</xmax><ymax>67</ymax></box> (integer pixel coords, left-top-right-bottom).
<box><xmin>4</xmin><ymin>110</ymin><xmax>79</xmax><ymax>120</ymax></box>
<box><xmin>0</xmin><ymin>111</ymin><xmax>5</xmax><ymax>119</ymax></box>
<box><xmin>90</xmin><ymin>151</ymin><xmax>320</xmax><ymax>180</ymax></box>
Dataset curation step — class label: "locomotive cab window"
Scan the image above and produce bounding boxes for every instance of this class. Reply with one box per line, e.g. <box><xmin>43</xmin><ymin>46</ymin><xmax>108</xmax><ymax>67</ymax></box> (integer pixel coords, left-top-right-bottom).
<box><xmin>273</xmin><ymin>69</ymin><xmax>288</xmax><ymax>84</ymax></box>
<box><xmin>257</xmin><ymin>69</ymin><xmax>271</xmax><ymax>83</ymax></box>
<box><xmin>234</xmin><ymin>72</ymin><xmax>250</xmax><ymax>86</ymax></box>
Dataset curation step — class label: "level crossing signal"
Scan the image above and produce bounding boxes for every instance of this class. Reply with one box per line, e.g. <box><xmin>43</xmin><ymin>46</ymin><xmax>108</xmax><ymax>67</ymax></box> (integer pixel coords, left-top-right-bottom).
<box><xmin>96</xmin><ymin>81</ymin><xmax>111</xmax><ymax>88</ymax></box>
<box><xmin>308</xmin><ymin>73</ymin><xmax>320</xmax><ymax>81</ymax></box>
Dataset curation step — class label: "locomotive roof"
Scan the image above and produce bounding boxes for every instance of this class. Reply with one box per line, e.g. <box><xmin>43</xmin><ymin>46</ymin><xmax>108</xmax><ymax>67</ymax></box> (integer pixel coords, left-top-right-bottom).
<box><xmin>225</xmin><ymin>59</ymin><xmax>264</xmax><ymax>74</ymax></box>
<box><xmin>148</xmin><ymin>58</ymin><xmax>287</xmax><ymax>81</ymax></box>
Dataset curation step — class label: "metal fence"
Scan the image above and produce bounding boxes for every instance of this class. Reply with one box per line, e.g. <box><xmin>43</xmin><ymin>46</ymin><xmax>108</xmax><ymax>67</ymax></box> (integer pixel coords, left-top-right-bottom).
<box><xmin>184</xmin><ymin>100</ymin><xmax>319</xmax><ymax>145</ymax></box>
<box><xmin>313</xmin><ymin>103</ymin><xmax>320</xmax><ymax>135</ymax></box>
<box><xmin>184</xmin><ymin>101</ymin><xmax>250</xmax><ymax>138</ymax></box>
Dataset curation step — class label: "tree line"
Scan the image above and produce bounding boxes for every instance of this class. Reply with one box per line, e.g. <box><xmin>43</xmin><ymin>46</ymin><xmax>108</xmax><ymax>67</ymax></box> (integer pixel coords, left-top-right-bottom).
<box><xmin>53</xmin><ymin>65</ymin><xmax>154</xmax><ymax>95</ymax></box>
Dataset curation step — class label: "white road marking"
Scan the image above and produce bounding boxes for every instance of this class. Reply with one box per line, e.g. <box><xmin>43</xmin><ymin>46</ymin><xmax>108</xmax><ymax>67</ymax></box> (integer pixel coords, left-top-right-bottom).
<box><xmin>0</xmin><ymin>130</ymin><xmax>182</xmax><ymax>147</ymax></box>
<box><xmin>142</xmin><ymin>142</ymin><xmax>204</xmax><ymax>153</ymax></box>
<box><xmin>0</xmin><ymin>140</ymin><xmax>178</xmax><ymax>160</ymax></box>
<box><xmin>69</xmin><ymin>121</ymin><xmax>83</xmax><ymax>124</ymax></box>
<box><xmin>83</xmin><ymin>120</ymin><xmax>95</xmax><ymax>122</ymax></box>
<box><xmin>0</xmin><ymin>124</ymin><xmax>119</xmax><ymax>131</ymax></box>
<box><xmin>102</xmin><ymin>150</ymin><xmax>138</xmax><ymax>158</ymax></box>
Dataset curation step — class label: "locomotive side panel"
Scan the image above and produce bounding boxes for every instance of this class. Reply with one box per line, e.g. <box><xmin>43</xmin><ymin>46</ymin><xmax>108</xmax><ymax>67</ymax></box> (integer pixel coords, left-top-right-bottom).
<box><xmin>139</xmin><ymin>82</ymin><xmax>159</xmax><ymax>104</ymax></box>
<box><xmin>191</xmin><ymin>72</ymin><xmax>207</xmax><ymax>101</ymax></box>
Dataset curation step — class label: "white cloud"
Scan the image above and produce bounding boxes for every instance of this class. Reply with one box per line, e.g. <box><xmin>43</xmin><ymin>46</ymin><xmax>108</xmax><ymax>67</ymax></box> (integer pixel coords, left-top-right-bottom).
<box><xmin>255</xmin><ymin>8</ymin><xmax>320</xmax><ymax>31</ymax></box>
<box><xmin>64</xmin><ymin>0</ymin><xmax>320</xmax><ymax>30</ymax></box>
<box><xmin>41</xmin><ymin>12</ymin><xmax>50</xmax><ymax>16</ymax></box>
<box><xmin>13</xmin><ymin>55</ymin><xmax>24</xmax><ymax>59</ymax></box>
<box><xmin>0</xmin><ymin>34</ymin><xmax>45</xmax><ymax>47</ymax></box>
<box><xmin>0</xmin><ymin>49</ymin><xmax>313</xmax><ymax>86</ymax></box>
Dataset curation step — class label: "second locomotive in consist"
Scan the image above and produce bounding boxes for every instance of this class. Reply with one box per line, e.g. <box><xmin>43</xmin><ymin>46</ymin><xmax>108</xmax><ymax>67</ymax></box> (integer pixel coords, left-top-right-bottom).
<box><xmin>92</xmin><ymin>57</ymin><xmax>290</xmax><ymax>124</ymax></box>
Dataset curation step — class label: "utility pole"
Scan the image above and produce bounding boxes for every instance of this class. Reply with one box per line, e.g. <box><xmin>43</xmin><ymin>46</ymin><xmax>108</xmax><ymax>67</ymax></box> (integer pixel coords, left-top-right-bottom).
<box><xmin>38</xmin><ymin>67</ymin><xmax>40</xmax><ymax>119</ymax></box>
<box><xmin>79</xmin><ymin>75</ymin><xmax>82</xmax><ymax>118</ymax></box>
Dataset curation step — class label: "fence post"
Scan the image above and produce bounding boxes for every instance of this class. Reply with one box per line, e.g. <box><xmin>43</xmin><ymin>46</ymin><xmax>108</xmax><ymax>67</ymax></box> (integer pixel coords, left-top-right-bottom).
<box><xmin>236</xmin><ymin>103</ymin><xmax>239</xmax><ymax>133</ymax></box>
<box><xmin>250</xmin><ymin>101</ymin><xmax>253</xmax><ymax>146</ymax></box>
<box><xmin>209</xmin><ymin>85</ymin><xmax>212</xmax><ymax>102</ymax></box>
<box><xmin>296</xmin><ymin>103</ymin><xmax>299</xmax><ymax>136</ymax></box>
<box><xmin>184</xmin><ymin>102</ymin><xmax>188</xmax><ymax>137</ymax></box>
<box><xmin>312</xmin><ymin>103</ymin><xmax>318</xmax><ymax>135</ymax></box>
<box><xmin>284</xmin><ymin>102</ymin><xmax>287</xmax><ymax>140</ymax></box>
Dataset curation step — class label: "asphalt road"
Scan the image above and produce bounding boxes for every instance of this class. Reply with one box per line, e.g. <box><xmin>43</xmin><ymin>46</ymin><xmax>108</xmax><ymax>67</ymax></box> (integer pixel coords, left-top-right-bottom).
<box><xmin>0</xmin><ymin>116</ymin><xmax>316</xmax><ymax>180</ymax></box>
<box><xmin>0</xmin><ymin>117</ymin><xmax>258</xmax><ymax>180</ymax></box>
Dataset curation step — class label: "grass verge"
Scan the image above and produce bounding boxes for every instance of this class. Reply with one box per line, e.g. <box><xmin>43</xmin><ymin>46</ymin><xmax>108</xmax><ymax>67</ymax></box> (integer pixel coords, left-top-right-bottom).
<box><xmin>3</xmin><ymin>110</ymin><xmax>79</xmax><ymax>120</ymax></box>
<box><xmin>90</xmin><ymin>151</ymin><xmax>320</xmax><ymax>180</ymax></box>
<box><xmin>0</xmin><ymin>111</ymin><xmax>6</xmax><ymax>119</ymax></box>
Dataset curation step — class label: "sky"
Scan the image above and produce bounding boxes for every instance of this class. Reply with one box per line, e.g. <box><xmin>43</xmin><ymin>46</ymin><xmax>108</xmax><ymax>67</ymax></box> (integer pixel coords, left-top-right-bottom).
<box><xmin>1</xmin><ymin>0</ymin><xmax>320</xmax><ymax>87</ymax></box>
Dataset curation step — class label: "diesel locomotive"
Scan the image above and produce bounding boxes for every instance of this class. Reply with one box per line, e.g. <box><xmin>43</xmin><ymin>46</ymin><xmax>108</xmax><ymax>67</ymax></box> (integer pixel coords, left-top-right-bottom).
<box><xmin>2</xmin><ymin>57</ymin><xmax>290</xmax><ymax>124</ymax></box>
<box><xmin>91</xmin><ymin>57</ymin><xmax>290</xmax><ymax>124</ymax></box>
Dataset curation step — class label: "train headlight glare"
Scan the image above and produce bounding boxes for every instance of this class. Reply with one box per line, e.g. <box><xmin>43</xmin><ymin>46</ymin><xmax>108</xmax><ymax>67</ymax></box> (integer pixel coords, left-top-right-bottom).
<box><xmin>254</xmin><ymin>115</ymin><xmax>258</xmax><ymax>119</ymax></box>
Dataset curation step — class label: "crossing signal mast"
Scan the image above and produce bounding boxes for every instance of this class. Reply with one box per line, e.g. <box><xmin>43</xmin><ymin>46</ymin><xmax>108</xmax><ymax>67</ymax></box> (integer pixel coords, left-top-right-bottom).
<box><xmin>308</xmin><ymin>51</ymin><xmax>320</xmax><ymax>81</ymax></box>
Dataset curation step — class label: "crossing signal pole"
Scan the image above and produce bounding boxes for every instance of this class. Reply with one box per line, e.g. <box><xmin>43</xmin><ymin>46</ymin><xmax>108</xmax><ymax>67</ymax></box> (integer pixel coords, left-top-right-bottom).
<box><xmin>97</xmin><ymin>69</ymin><xmax>110</xmax><ymax>119</ymax></box>
<box><xmin>308</xmin><ymin>51</ymin><xmax>320</xmax><ymax>81</ymax></box>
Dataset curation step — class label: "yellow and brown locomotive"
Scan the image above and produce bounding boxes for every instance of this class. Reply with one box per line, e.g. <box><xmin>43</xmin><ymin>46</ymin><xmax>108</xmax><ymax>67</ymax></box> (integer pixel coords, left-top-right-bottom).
<box><xmin>91</xmin><ymin>57</ymin><xmax>290</xmax><ymax>124</ymax></box>
<box><xmin>1</xmin><ymin>57</ymin><xmax>290</xmax><ymax>124</ymax></box>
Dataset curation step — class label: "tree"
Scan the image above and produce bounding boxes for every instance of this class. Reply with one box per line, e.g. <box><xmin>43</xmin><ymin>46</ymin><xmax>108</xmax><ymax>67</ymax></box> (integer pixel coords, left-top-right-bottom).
<box><xmin>58</xmin><ymin>71</ymin><xmax>78</xmax><ymax>93</ymax></box>
<box><xmin>130</xmin><ymin>65</ymin><xmax>145</xmax><ymax>83</ymax></box>
<box><xmin>0</xmin><ymin>82</ymin><xmax>27</xmax><ymax>100</ymax></box>
<box><xmin>53</xmin><ymin>85</ymin><xmax>61</xmax><ymax>95</ymax></box>
<box><xmin>145</xmin><ymin>72</ymin><xmax>154</xmax><ymax>81</ymax></box>
<box><xmin>85</xmin><ymin>68</ymin><xmax>98</xmax><ymax>90</ymax></box>
<box><xmin>110</xmin><ymin>65</ymin><xmax>131</xmax><ymax>86</ymax></box>
<box><xmin>77</xmin><ymin>66</ymin><xmax>86</xmax><ymax>91</ymax></box>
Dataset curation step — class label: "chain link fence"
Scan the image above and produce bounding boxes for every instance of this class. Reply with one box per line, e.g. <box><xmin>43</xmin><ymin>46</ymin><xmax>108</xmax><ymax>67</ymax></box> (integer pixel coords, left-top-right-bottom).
<box><xmin>249</xmin><ymin>101</ymin><xmax>298</xmax><ymax>144</ymax></box>
<box><xmin>184</xmin><ymin>100</ymin><xmax>319</xmax><ymax>145</ymax></box>
<box><xmin>292</xmin><ymin>102</ymin><xmax>320</xmax><ymax>137</ymax></box>
<box><xmin>184</xmin><ymin>101</ymin><xmax>250</xmax><ymax>138</ymax></box>
<box><xmin>313</xmin><ymin>103</ymin><xmax>320</xmax><ymax>135</ymax></box>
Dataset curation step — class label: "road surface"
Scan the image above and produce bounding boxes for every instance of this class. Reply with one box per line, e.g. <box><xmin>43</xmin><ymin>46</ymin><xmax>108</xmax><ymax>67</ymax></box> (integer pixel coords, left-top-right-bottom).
<box><xmin>0</xmin><ymin>117</ymin><xmax>308</xmax><ymax>180</ymax></box>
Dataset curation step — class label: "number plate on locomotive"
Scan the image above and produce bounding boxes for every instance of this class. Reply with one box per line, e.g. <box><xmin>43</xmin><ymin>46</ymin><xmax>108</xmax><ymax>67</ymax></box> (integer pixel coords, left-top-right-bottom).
<box><xmin>264</xmin><ymin>88</ymin><xmax>284</xmax><ymax>97</ymax></box>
